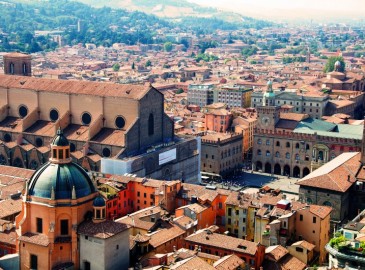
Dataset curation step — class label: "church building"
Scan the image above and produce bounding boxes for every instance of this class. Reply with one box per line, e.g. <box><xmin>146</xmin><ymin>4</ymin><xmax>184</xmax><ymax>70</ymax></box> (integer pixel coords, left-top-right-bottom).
<box><xmin>15</xmin><ymin>129</ymin><xmax>130</xmax><ymax>270</ymax></box>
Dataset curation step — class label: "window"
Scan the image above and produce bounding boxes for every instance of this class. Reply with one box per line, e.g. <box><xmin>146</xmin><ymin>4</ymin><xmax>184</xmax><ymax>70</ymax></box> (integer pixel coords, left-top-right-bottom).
<box><xmin>228</xmin><ymin>218</ymin><xmax>231</xmax><ymax>225</ymax></box>
<box><xmin>22</xmin><ymin>63</ymin><xmax>27</xmax><ymax>75</ymax></box>
<box><xmin>81</xmin><ymin>112</ymin><xmax>92</xmax><ymax>125</ymax></box>
<box><xmin>257</xmin><ymin>139</ymin><xmax>262</xmax><ymax>145</ymax></box>
<box><xmin>295</xmin><ymin>247</ymin><xmax>304</xmax><ymax>253</ymax></box>
<box><xmin>49</xmin><ymin>109</ymin><xmax>59</xmax><ymax>122</ymax></box>
<box><xmin>236</xmin><ymin>209</ymin><xmax>239</xmax><ymax>215</ymax></box>
<box><xmin>286</xmin><ymin>152</ymin><xmax>290</xmax><ymax>159</ymax></box>
<box><xmin>257</xmin><ymin>150</ymin><xmax>261</xmax><ymax>156</ymax></box>
<box><xmin>36</xmin><ymin>218</ymin><xmax>42</xmax><ymax>233</ymax></box>
<box><xmin>228</xmin><ymin>208</ymin><xmax>232</xmax><ymax>216</ymax></box>
<box><xmin>300</xmin><ymin>214</ymin><xmax>303</xmax><ymax>221</ymax></box>
<box><xmin>295</xmin><ymin>154</ymin><xmax>300</xmax><ymax>160</ymax></box>
<box><xmin>30</xmin><ymin>254</ymin><xmax>38</xmax><ymax>269</ymax></box>
<box><xmin>286</xmin><ymin>142</ymin><xmax>290</xmax><ymax>148</ymax></box>
<box><xmin>313</xmin><ymin>217</ymin><xmax>316</xmax><ymax>223</ymax></box>
<box><xmin>266</xmin><ymin>151</ymin><xmax>270</xmax><ymax>157</ymax></box>
<box><xmin>116</xmin><ymin>245</ymin><xmax>119</xmax><ymax>250</ymax></box>
<box><xmin>102</xmin><ymin>148</ymin><xmax>111</xmax><ymax>157</ymax></box>
<box><xmin>295</xmin><ymin>143</ymin><xmax>300</xmax><ymax>149</ymax></box>
<box><xmin>219</xmin><ymin>202</ymin><xmax>222</xmax><ymax>209</ymax></box>
<box><xmin>115</xmin><ymin>116</ymin><xmax>126</xmax><ymax>129</ymax></box>
<box><xmin>144</xmin><ymin>193</ymin><xmax>146</xmax><ymax>198</ymax></box>
<box><xmin>306</xmin><ymin>144</ymin><xmax>310</xmax><ymax>150</ymax></box>
<box><xmin>323</xmin><ymin>201</ymin><xmax>332</xmax><ymax>207</ymax></box>
<box><xmin>9</xmin><ymin>63</ymin><xmax>14</xmax><ymax>74</ymax></box>
<box><xmin>148</xmin><ymin>113</ymin><xmax>154</xmax><ymax>136</ymax></box>
<box><xmin>266</xmin><ymin>140</ymin><xmax>270</xmax><ymax>145</ymax></box>
<box><xmin>19</xmin><ymin>105</ymin><xmax>28</xmax><ymax>118</ymax></box>
<box><xmin>60</xmin><ymin>220</ymin><xmax>69</xmax><ymax>235</ymax></box>
<box><xmin>137</xmin><ymin>191</ymin><xmax>140</xmax><ymax>197</ymax></box>
<box><xmin>275</xmin><ymin>152</ymin><xmax>280</xmax><ymax>158</ymax></box>
<box><xmin>276</xmin><ymin>141</ymin><xmax>280</xmax><ymax>147</ymax></box>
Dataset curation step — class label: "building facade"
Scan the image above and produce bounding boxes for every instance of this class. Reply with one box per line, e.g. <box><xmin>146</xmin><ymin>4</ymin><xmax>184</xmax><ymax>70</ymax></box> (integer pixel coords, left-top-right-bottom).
<box><xmin>187</xmin><ymin>84</ymin><xmax>214</xmax><ymax>108</ymax></box>
<box><xmin>201</xmin><ymin>132</ymin><xmax>243</xmax><ymax>177</ymax></box>
<box><xmin>0</xmin><ymin>70</ymin><xmax>200</xmax><ymax>183</ymax></box>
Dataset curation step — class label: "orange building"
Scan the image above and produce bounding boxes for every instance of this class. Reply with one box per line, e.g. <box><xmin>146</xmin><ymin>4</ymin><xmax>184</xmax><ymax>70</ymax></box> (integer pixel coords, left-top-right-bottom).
<box><xmin>184</xmin><ymin>227</ymin><xmax>265</xmax><ymax>270</ymax></box>
<box><xmin>16</xmin><ymin>129</ymin><xmax>98</xmax><ymax>269</ymax></box>
<box><xmin>205</xmin><ymin>109</ymin><xmax>232</xmax><ymax>133</ymax></box>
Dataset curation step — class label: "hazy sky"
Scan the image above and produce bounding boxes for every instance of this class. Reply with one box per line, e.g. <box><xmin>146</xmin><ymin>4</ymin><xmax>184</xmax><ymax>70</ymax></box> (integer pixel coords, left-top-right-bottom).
<box><xmin>188</xmin><ymin>0</ymin><xmax>365</xmax><ymax>21</ymax></box>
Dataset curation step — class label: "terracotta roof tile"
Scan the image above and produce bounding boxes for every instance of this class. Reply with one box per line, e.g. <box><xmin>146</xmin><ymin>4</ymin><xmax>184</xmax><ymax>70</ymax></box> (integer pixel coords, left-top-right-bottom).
<box><xmin>185</xmin><ymin>229</ymin><xmax>260</xmax><ymax>256</ymax></box>
<box><xmin>19</xmin><ymin>232</ymin><xmax>50</xmax><ymax>246</ymax></box>
<box><xmin>0</xmin><ymin>74</ymin><xmax>151</xmax><ymax>100</ymax></box>
<box><xmin>78</xmin><ymin>220</ymin><xmax>129</xmax><ymax>239</ymax></box>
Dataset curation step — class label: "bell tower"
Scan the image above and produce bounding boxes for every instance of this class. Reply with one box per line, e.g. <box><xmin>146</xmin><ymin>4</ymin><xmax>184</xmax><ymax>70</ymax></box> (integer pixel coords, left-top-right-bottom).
<box><xmin>257</xmin><ymin>80</ymin><xmax>280</xmax><ymax>131</ymax></box>
<box><xmin>3</xmin><ymin>52</ymin><xmax>32</xmax><ymax>76</ymax></box>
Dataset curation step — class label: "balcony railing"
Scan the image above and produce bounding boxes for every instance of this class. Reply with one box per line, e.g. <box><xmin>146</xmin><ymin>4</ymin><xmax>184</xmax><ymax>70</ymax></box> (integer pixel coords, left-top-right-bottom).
<box><xmin>325</xmin><ymin>244</ymin><xmax>365</xmax><ymax>264</ymax></box>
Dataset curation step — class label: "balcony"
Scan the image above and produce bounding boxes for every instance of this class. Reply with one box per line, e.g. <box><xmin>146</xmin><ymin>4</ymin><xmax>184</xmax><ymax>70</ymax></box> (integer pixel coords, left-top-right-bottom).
<box><xmin>326</xmin><ymin>244</ymin><xmax>365</xmax><ymax>264</ymax></box>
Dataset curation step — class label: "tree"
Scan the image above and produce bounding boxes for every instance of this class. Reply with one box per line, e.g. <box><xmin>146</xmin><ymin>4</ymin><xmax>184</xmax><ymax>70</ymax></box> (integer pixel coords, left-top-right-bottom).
<box><xmin>324</xmin><ymin>56</ymin><xmax>345</xmax><ymax>73</ymax></box>
<box><xmin>145</xmin><ymin>60</ymin><xmax>152</xmax><ymax>67</ymax></box>
<box><xmin>131</xmin><ymin>62</ymin><xmax>135</xmax><ymax>70</ymax></box>
<box><xmin>164</xmin><ymin>42</ymin><xmax>173</xmax><ymax>52</ymax></box>
<box><xmin>112</xmin><ymin>63</ymin><xmax>120</xmax><ymax>72</ymax></box>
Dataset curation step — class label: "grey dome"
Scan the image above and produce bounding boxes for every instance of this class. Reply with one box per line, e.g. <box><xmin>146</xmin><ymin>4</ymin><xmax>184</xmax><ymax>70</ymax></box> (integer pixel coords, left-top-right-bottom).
<box><xmin>28</xmin><ymin>162</ymin><xmax>96</xmax><ymax>200</ymax></box>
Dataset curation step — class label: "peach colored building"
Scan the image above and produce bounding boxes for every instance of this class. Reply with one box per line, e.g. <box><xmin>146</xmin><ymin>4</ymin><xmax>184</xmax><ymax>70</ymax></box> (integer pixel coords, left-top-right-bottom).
<box><xmin>16</xmin><ymin>129</ymin><xmax>98</xmax><ymax>269</ymax></box>
<box><xmin>205</xmin><ymin>109</ymin><xmax>232</xmax><ymax>133</ymax></box>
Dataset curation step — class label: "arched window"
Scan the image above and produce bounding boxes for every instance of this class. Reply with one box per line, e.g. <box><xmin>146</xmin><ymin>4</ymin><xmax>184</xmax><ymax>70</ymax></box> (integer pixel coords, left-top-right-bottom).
<box><xmin>148</xmin><ymin>113</ymin><xmax>154</xmax><ymax>136</ymax></box>
<box><xmin>22</xmin><ymin>63</ymin><xmax>27</xmax><ymax>75</ymax></box>
<box><xmin>275</xmin><ymin>151</ymin><xmax>280</xmax><ymax>158</ymax></box>
<box><xmin>331</xmin><ymin>153</ymin><xmax>336</xmax><ymax>160</ymax></box>
<box><xmin>266</xmin><ymin>150</ymin><xmax>270</xmax><ymax>156</ymax></box>
<box><xmin>9</xmin><ymin>63</ymin><xmax>14</xmax><ymax>74</ymax></box>
<box><xmin>257</xmin><ymin>139</ymin><xmax>262</xmax><ymax>145</ymax></box>
<box><xmin>295</xmin><ymin>154</ymin><xmax>300</xmax><ymax>160</ymax></box>
<box><xmin>276</xmin><ymin>141</ymin><xmax>280</xmax><ymax>147</ymax></box>
<box><xmin>285</xmin><ymin>152</ymin><xmax>290</xmax><ymax>159</ymax></box>
<box><xmin>266</xmin><ymin>140</ymin><xmax>270</xmax><ymax>145</ymax></box>
<box><xmin>286</xmin><ymin>142</ymin><xmax>290</xmax><ymax>148</ymax></box>
<box><xmin>306</xmin><ymin>144</ymin><xmax>310</xmax><ymax>150</ymax></box>
<box><xmin>306</xmin><ymin>198</ymin><xmax>313</xmax><ymax>204</ymax></box>
<box><xmin>257</xmin><ymin>150</ymin><xmax>262</xmax><ymax>155</ymax></box>
<box><xmin>323</xmin><ymin>201</ymin><xmax>332</xmax><ymax>207</ymax></box>
<box><xmin>295</xmin><ymin>143</ymin><xmax>300</xmax><ymax>149</ymax></box>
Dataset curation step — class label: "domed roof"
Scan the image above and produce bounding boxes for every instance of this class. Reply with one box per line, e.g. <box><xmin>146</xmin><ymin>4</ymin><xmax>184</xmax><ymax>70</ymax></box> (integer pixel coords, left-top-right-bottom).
<box><xmin>28</xmin><ymin>162</ymin><xmax>96</xmax><ymax>200</ymax></box>
<box><xmin>93</xmin><ymin>196</ymin><xmax>106</xmax><ymax>207</ymax></box>
<box><xmin>335</xmin><ymin>60</ymin><xmax>341</xmax><ymax>66</ymax></box>
<box><xmin>267</xmin><ymin>80</ymin><xmax>273</xmax><ymax>86</ymax></box>
<box><xmin>52</xmin><ymin>128</ymin><xmax>69</xmax><ymax>147</ymax></box>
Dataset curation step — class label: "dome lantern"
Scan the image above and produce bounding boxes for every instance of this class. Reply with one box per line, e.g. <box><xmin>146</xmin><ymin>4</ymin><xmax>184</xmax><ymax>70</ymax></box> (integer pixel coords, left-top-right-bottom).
<box><xmin>50</xmin><ymin>128</ymin><xmax>72</xmax><ymax>164</ymax></box>
<box><xmin>93</xmin><ymin>196</ymin><xmax>106</xmax><ymax>223</ymax></box>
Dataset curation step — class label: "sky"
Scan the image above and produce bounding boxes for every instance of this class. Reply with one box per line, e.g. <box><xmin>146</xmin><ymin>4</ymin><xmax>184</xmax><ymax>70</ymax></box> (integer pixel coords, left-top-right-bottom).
<box><xmin>188</xmin><ymin>0</ymin><xmax>365</xmax><ymax>22</ymax></box>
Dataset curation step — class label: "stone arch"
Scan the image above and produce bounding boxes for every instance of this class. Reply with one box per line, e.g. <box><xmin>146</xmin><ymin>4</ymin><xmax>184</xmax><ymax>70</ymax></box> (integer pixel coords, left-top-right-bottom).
<box><xmin>283</xmin><ymin>165</ymin><xmax>290</xmax><ymax>176</ymax></box>
<box><xmin>274</xmin><ymin>164</ymin><xmax>281</xmax><ymax>175</ymax></box>
<box><xmin>303</xmin><ymin>167</ymin><xmax>310</xmax><ymax>177</ymax></box>
<box><xmin>256</xmin><ymin>161</ymin><xmax>262</xmax><ymax>171</ymax></box>
<box><xmin>293</xmin><ymin>166</ymin><xmax>300</xmax><ymax>178</ymax></box>
<box><xmin>265</xmin><ymin>163</ymin><xmax>272</xmax><ymax>174</ymax></box>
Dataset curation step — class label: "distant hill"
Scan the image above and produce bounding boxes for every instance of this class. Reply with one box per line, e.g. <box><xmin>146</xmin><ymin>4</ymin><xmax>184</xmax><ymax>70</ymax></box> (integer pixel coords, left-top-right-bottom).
<box><xmin>76</xmin><ymin>0</ymin><xmax>264</xmax><ymax>24</ymax></box>
<box><xmin>0</xmin><ymin>0</ymin><xmax>172</xmax><ymax>52</ymax></box>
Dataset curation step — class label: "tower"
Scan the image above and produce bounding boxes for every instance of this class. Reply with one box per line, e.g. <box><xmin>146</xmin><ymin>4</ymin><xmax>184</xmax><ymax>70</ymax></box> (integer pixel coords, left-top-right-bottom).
<box><xmin>256</xmin><ymin>81</ymin><xmax>280</xmax><ymax>131</ymax></box>
<box><xmin>16</xmin><ymin>128</ymin><xmax>97</xmax><ymax>270</ymax></box>
<box><xmin>3</xmin><ymin>52</ymin><xmax>32</xmax><ymax>76</ymax></box>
